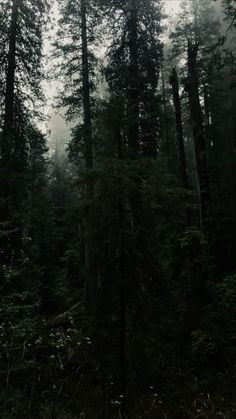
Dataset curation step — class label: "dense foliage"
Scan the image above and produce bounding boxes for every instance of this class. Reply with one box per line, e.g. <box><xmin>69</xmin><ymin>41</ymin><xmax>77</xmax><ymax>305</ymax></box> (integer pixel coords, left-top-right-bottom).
<box><xmin>0</xmin><ymin>0</ymin><xmax>236</xmax><ymax>418</ymax></box>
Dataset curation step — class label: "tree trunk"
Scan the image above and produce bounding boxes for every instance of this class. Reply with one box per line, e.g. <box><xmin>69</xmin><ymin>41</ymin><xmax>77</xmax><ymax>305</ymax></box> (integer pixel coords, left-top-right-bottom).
<box><xmin>0</xmin><ymin>0</ymin><xmax>20</xmax><ymax>274</ymax></box>
<box><xmin>170</xmin><ymin>67</ymin><xmax>188</xmax><ymax>190</ymax></box>
<box><xmin>186</xmin><ymin>40</ymin><xmax>211</xmax><ymax>231</ymax></box>
<box><xmin>81</xmin><ymin>0</ymin><xmax>93</xmax><ymax>174</ymax></box>
<box><xmin>1</xmin><ymin>0</ymin><xmax>19</xmax><ymax>165</ymax></box>
<box><xmin>81</xmin><ymin>0</ymin><xmax>95</xmax><ymax>310</ymax></box>
<box><xmin>118</xmin><ymin>122</ymin><xmax>127</xmax><ymax>419</ymax></box>
<box><xmin>127</xmin><ymin>0</ymin><xmax>139</xmax><ymax>155</ymax></box>
<box><xmin>161</xmin><ymin>62</ymin><xmax>171</xmax><ymax>170</ymax></box>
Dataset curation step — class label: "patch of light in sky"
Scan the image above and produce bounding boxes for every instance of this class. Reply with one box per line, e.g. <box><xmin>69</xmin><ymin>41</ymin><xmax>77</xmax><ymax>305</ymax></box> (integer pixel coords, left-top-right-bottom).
<box><xmin>165</xmin><ymin>0</ymin><xmax>181</xmax><ymax>14</ymax></box>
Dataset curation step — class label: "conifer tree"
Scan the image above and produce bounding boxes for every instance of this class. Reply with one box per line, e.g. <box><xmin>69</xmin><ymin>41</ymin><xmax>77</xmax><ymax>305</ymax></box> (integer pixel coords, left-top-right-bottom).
<box><xmin>0</xmin><ymin>0</ymin><xmax>48</xmax><ymax>281</ymax></box>
<box><xmin>170</xmin><ymin>0</ymin><xmax>222</xmax><ymax>230</ymax></box>
<box><xmin>170</xmin><ymin>67</ymin><xmax>188</xmax><ymax>190</ymax></box>
<box><xmin>105</xmin><ymin>0</ymin><xmax>163</xmax><ymax>157</ymax></box>
<box><xmin>55</xmin><ymin>0</ymin><xmax>101</xmax><ymax>310</ymax></box>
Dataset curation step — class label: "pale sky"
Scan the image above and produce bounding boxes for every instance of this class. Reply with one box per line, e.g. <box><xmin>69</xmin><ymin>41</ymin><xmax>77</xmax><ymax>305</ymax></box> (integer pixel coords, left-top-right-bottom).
<box><xmin>165</xmin><ymin>0</ymin><xmax>181</xmax><ymax>14</ymax></box>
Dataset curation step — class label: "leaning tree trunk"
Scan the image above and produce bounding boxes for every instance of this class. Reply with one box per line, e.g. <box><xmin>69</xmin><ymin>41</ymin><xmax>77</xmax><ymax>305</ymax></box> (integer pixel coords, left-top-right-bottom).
<box><xmin>81</xmin><ymin>0</ymin><xmax>96</xmax><ymax>311</ymax></box>
<box><xmin>127</xmin><ymin>0</ymin><xmax>139</xmax><ymax>155</ymax></box>
<box><xmin>170</xmin><ymin>67</ymin><xmax>189</xmax><ymax>190</ymax></box>
<box><xmin>186</xmin><ymin>40</ymin><xmax>212</xmax><ymax>232</ymax></box>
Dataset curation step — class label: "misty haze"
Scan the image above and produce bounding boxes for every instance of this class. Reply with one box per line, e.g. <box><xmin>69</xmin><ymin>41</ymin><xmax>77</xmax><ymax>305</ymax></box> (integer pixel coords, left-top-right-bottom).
<box><xmin>0</xmin><ymin>0</ymin><xmax>236</xmax><ymax>418</ymax></box>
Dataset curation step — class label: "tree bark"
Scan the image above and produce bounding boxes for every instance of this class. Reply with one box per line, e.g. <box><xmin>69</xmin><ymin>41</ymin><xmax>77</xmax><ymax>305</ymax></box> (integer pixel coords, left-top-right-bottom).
<box><xmin>186</xmin><ymin>40</ymin><xmax>212</xmax><ymax>231</ymax></box>
<box><xmin>1</xmin><ymin>0</ymin><xmax>19</xmax><ymax>162</ymax></box>
<box><xmin>81</xmin><ymin>0</ymin><xmax>93</xmax><ymax>174</ymax></box>
<box><xmin>170</xmin><ymin>67</ymin><xmax>188</xmax><ymax>190</ymax></box>
<box><xmin>117</xmin><ymin>119</ymin><xmax>127</xmax><ymax>419</ymax></box>
<box><xmin>81</xmin><ymin>0</ymin><xmax>95</xmax><ymax>310</ymax></box>
<box><xmin>161</xmin><ymin>62</ymin><xmax>171</xmax><ymax>170</ymax></box>
<box><xmin>0</xmin><ymin>0</ymin><xmax>22</xmax><ymax>283</ymax></box>
<box><xmin>127</xmin><ymin>0</ymin><xmax>139</xmax><ymax>155</ymax></box>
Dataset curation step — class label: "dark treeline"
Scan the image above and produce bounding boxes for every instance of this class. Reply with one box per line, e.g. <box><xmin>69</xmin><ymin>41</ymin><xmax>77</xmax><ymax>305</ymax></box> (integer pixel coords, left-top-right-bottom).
<box><xmin>0</xmin><ymin>0</ymin><xmax>236</xmax><ymax>417</ymax></box>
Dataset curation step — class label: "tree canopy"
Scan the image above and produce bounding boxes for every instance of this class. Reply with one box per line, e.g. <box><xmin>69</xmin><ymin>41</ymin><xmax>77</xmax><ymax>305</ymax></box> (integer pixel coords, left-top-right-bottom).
<box><xmin>0</xmin><ymin>0</ymin><xmax>236</xmax><ymax>418</ymax></box>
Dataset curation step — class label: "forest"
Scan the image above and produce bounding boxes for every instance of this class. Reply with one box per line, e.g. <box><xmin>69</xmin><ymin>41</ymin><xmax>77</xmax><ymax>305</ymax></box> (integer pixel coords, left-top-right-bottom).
<box><xmin>0</xmin><ymin>0</ymin><xmax>236</xmax><ymax>417</ymax></box>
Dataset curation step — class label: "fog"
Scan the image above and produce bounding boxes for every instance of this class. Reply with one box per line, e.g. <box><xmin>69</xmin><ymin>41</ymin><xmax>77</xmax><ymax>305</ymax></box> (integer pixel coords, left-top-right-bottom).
<box><xmin>44</xmin><ymin>0</ymin><xmax>223</xmax><ymax>155</ymax></box>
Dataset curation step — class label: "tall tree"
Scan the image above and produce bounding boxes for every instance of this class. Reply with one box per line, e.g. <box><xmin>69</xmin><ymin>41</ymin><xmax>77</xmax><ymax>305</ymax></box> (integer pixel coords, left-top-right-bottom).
<box><xmin>170</xmin><ymin>67</ymin><xmax>188</xmax><ymax>190</ymax></box>
<box><xmin>1</xmin><ymin>0</ymin><xmax>19</xmax><ymax>161</ymax></box>
<box><xmin>81</xmin><ymin>0</ymin><xmax>97</xmax><ymax>311</ymax></box>
<box><xmin>55</xmin><ymin>0</ymin><xmax>101</xmax><ymax>310</ymax></box>
<box><xmin>96</xmin><ymin>2</ymin><xmax>164</xmax><ymax>411</ymax></box>
<box><xmin>127</xmin><ymin>0</ymin><xmax>139</xmax><ymax>155</ymax></box>
<box><xmin>186</xmin><ymin>40</ymin><xmax>212</xmax><ymax>229</ymax></box>
<box><xmin>0</xmin><ymin>0</ymin><xmax>48</xmax><ymax>277</ymax></box>
<box><xmin>81</xmin><ymin>0</ymin><xmax>93</xmax><ymax>175</ymax></box>
<box><xmin>221</xmin><ymin>0</ymin><xmax>236</xmax><ymax>27</ymax></box>
<box><xmin>170</xmin><ymin>0</ymin><xmax>221</xmax><ymax>230</ymax></box>
<box><xmin>105</xmin><ymin>0</ymin><xmax>163</xmax><ymax>157</ymax></box>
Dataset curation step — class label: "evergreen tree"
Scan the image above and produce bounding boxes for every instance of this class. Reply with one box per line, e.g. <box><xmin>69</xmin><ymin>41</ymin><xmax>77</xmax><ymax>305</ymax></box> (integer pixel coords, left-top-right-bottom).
<box><xmin>170</xmin><ymin>0</ymin><xmax>223</xmax><ymax>231</ymax></box>
<box><xmin>0</xmin><ymin>0</ymin><xmax>235</xmax><ymax>417</ymax></box>
<box><xmin>105</xmin><ymin>0</ymin><xmax>163</xmax><ymax>156</ymax></box>
<box><xmin>0</xmin><ymin>0</ymin><xmax>49</xmax><ymax>279</ymax></box>
<box><xmin>170</xmin><ymin>67</ymin><xmax>189</xmax><ymax>190</ymax></box>
<box><xmin>55</xmin><ymin>0</ymin><xmax>102</xmax><ymax>310</ymax></box>
<box><xmin>222</xmin><ymin>0</ymin><xmax>236</xmax><ymax>26</ymax></box>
